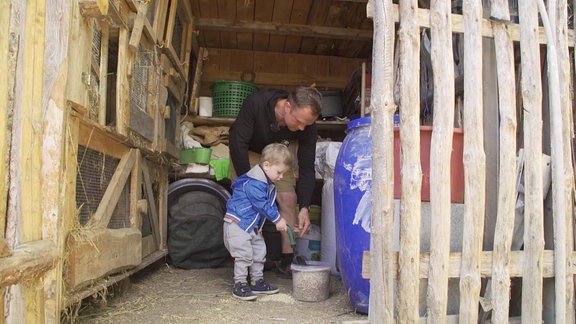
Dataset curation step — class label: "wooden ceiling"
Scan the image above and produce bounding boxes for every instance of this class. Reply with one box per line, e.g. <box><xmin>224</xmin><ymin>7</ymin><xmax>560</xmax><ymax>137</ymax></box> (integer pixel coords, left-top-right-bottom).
<box><xmin>189</xmin><ymin>0</ymin><xmax>374</xmax><ymax>59</ymax></box>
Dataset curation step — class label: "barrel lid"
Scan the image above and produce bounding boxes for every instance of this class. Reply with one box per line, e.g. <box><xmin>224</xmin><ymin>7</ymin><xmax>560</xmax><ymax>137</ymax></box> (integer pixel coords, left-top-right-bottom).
<box><xmin>346</xmin><ymin>116</ymin><xmax>371</xmax><ymax>133</ymax></box>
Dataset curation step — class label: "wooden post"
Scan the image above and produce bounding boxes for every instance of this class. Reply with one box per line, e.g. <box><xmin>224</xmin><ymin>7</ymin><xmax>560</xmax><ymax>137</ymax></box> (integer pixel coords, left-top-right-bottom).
<box><xmin>98</xmin><ymin>22</ymin><xmax>110</xmax><ymax>125</ymax></box>
<box><xmin>459</xmin><ymin>0</ymin><xmax>485</xmax><ymax>323</ymax></box>
<box><xmin>519</xmin><ymin>1</ymin><xmax>544</xmax><ymax>322</ymax></box>
<box><xmin>41</xmin><ymin>0</ymin><xmax>71</xmax><ymax>320</ymax></box>
<box><xmin>536</xmin><ymin>1</ymin><xmax>571</xmax><ymax>322</ymax></box>
<box><xmin>554</xmin><ymin>1</ymin><xmax>575</xmax><ymax>321</ymax></box>
<box><xmin>397</xmin><ymin>0</ymin><xmax>422</xmax><ymax>322</ymax></box>
<box><xmin>189</xmin><ymin>47</ymin><xmax>208</xmax><ymax>115</ymax></box>
<box><xmin>489</xmin><ymin>0</ymin><xmax>518</xmax><ymax>323</ymax></box>
<box><xmin>116</xmin><ymin>3</ymin><xmax>131</xmax><ymax>136</ymax></box>
<box><xmin>369</xmin><ymin>0</ymin><xmax>396</xmax><ymax>322</ymax></box>
<box><xmin>426</xmin><ymin>1</ymin><xmax>454</xmax><ymax>322</ymax></box>
<box><xmin>0</xmin><ymin>0</ymin><xmax>10</xmax><ymax>241</ymax></box>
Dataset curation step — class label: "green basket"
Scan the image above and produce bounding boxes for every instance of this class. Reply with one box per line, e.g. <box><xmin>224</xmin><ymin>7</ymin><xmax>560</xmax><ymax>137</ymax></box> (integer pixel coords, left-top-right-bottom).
<box><xmin>211</xmin><ymin>80</ymin><xmax>258</xmax><ymax>117</ymax></box>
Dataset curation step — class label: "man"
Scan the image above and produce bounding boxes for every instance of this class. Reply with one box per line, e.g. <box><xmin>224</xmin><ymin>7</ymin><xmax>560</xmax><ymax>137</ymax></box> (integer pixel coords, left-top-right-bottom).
<box><xmin>229</xmin><ymin>86</ymin><xmax>323</xmax><ymax>277</ymax></box>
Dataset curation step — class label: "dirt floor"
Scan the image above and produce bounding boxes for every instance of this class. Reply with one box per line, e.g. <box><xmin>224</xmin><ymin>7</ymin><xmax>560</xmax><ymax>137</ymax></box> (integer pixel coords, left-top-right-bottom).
<box><xmin>72</xmin><ymin>259</ymin><xmax>369</xmax><ymax>324</ymax></box>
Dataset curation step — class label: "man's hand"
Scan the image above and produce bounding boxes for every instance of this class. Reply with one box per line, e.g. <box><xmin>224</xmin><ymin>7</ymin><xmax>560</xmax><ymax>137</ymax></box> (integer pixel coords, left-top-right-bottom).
<box><xmin>296</xmin><ymin>208</ymin><xmax>311</xmax><ymax>234</ymax></box>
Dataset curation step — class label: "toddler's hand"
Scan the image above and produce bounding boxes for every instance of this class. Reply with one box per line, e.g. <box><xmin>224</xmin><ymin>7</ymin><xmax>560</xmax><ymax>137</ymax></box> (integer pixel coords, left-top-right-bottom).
<box><xmin>275</xmin><ymin>218</ymin><xmax>287</xmax><ymax>232</ymax></box>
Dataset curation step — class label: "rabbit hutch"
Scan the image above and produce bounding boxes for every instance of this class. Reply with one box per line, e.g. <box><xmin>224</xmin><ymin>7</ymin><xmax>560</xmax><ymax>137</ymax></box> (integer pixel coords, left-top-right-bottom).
<box><xmin>1</xmin><ymin>0</ymin><xmax>575</xmax><ymax>323</ymax></box>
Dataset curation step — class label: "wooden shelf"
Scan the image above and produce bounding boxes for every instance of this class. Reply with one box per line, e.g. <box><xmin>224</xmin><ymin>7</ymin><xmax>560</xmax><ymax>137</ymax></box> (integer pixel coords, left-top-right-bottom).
<box><xmin>185</xmin><ymin>115</ymin><xmax>348</xmax><ymax>132</ymax></box>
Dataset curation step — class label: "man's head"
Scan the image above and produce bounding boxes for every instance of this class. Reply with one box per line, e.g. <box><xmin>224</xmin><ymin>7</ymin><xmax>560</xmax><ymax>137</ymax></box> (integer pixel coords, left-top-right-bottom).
<box><xmin>260</xmin><ymin>143</ymin><xmax>293</xmax><ymax>182</ymax></box>
<box><xmin>283</xmin><ymin>86</ymin><xmax>322</xmax><ymax>131</ymax></box>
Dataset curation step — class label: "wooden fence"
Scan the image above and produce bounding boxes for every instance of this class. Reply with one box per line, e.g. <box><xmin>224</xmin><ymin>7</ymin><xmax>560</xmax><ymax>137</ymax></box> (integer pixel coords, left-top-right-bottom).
<box><xmin>367</xmin><ymin>1</ymin><xmax>575</xmax><ymax>323</ymax></box>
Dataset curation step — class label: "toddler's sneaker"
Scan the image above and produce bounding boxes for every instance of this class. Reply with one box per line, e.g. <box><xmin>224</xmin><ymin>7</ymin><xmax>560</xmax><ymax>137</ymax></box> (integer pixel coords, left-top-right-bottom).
<box><xmin>250</xmin><ymin>279</ymin><xmax>279</xmax><ymax>294</ymax></box>
<box><xmin>233</xmin><ymin>282</ymin><xmax>257</xmax><ymax>301</ymax></box>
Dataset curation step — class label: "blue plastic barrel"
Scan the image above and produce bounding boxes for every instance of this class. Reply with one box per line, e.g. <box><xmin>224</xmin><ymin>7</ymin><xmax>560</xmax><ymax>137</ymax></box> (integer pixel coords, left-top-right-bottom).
<box><xmin>334</xmin><ymin>116</ymin><xmax>372</xmax><ymax>313</ymax></box>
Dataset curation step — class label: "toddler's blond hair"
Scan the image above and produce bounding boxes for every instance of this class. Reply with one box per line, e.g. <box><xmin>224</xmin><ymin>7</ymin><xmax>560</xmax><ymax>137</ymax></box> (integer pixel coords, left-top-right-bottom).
<box><xmin>260</xmin><ymin>143</ymin><xmax>293</xmax><ymax>167</ymax></box>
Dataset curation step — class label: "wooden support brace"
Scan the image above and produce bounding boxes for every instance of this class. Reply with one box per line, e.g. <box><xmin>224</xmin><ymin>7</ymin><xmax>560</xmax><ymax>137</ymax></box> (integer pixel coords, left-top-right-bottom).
<box><xmin>141</xmin><ymin>161</ymin><xmax>160</xmax><ymax>248</ymax></box>
<box><xmin>0</xmin><ymin>240</ymin><xmax>58</xmax><ymax>287</ymax></box>
<box><xmin>86</xmin><ymin>149</ymin><xmax>137</xmax><ymax>228</ymax></box>
<box><xmin>129</xmin><ymin>2</ymin><xmax>148</xmax><ymax>53</ymax></box>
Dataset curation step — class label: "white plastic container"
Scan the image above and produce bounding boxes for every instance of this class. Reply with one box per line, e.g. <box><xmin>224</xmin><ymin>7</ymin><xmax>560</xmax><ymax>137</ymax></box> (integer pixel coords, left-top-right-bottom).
<box><xmin>292</xmin><ymin>261</ymin><xmax>331</xmax><ymax>302</ymax></box>
<box><xmin>198</xmin><ymin>96</ymin><xmax>213</xmax><ymax>117</ymax></box>
<box><xmin>319</xmin><ymin>142</ymin><xmax>342</xmax><ymax>275</ymax></box>
<box><xmin>295</xmin><ymin>224</ymin><xmax>321</xmax><ymax>261</ymax></box>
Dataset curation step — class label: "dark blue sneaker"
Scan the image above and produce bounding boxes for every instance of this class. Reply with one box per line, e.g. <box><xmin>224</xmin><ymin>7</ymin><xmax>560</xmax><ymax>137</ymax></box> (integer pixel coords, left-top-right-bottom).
<box><xmin>233</xmin><ymin>282</ymin><xmax>257</xmax><ymax>301</ymax></box>
<box><xmin>250</xmin><ymin>279</ymin><xmax>279</xmax><ymax>294</ymax></box>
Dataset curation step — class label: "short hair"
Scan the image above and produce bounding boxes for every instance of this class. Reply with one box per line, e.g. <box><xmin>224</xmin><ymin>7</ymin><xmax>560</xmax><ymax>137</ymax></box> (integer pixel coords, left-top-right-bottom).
<box><xmin>260</xmin><ymin>143</ymin><xmax>293</xmax><ymax>167</ymax></box>
<box><xmin>288</xmin><ymin>86</ymin><xmax>323</xmax><ymax>116</ymax></box>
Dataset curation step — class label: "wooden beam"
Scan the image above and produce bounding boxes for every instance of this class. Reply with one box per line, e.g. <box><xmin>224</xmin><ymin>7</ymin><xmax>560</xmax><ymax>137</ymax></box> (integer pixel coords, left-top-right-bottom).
<box><xmin>66</xmin><ymin>228</ymin><xmax>142</xmax><ymax>289</ymax></box>
<box><xmin>0</xmin><ymin>240</ymin><xmax>58</xmax><ymax>287</ymax></box>
<box><xmin>362</xmin><ymin>250</ymin><xmax>575</xmax><ymax>279</ymax></box>
<box><xmin>128</xmin><ymin>2</ymin><xmax>147</xmax><ymax>53</ymax></box>
<box><xmin>203</xmin><ymin>70</ymin><xmax>348</xmax><ymax>89</ymax></box>
<box><xmin>64</xmin><ymin>249</ymin><xmax>166</xmax><ymax>307</ymax></box>
<box><xmin>0</xmin><ymin>0</ymin><xmax>9</xmax><ymax>238</ymax></box>
<box><xmin>85</xmin><ymin>149</ymin><xmax>137</xmax><ymax>228</ymax></box>
<box><xmin>195</xmin><ymin>18</ymin><xmax>373</xmax><ymax>41</ymax></box>
<box><xmin>384</xmin><ymin>4</ymin><xmax>574</xmax><ymax>45</ymax></box>
<box><xmin>189</xmin><ymin>47</ymin><xmax>208</xmax><ymax>115</ymax></box>
<box><xmin>77</xmin><ymin>115</ymin><xmax>129</xmax><ymax>159</ymax></box>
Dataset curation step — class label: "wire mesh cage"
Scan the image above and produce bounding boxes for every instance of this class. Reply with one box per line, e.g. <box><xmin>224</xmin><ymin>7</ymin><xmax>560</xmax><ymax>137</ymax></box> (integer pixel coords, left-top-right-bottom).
<box><xmin>76</xmin><ymin>145</ymin><xmax>130</xmax><ymax>229</ymax></box>
<box><xmin>130</xmin><ymin>44</ymin><xmax>154</xmax><ymax>113</ymax></box>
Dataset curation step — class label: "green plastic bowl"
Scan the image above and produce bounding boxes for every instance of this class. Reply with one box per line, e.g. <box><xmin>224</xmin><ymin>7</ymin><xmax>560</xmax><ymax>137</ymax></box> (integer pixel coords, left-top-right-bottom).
<box><xmin>192</xmin><ymin>147</ymin><xmax>212</xmax><ymax>164</ymax></box>
<box><xmin>180</xmin><ymin>147</ymin><xmax>212</xmax><ymax>164</ymax></box>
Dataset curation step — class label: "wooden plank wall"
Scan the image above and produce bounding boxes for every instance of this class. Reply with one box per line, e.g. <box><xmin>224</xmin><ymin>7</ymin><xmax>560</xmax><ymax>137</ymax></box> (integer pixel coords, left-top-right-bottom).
<box><xmin>366</xmin><ymin>1</ymin><xmax>575</xmax><ymax>323</ymax></box>
<box><xmin>194</xmin><ymin>47</ymin><xmax>368</xmax><ymax>112</ymax></box>
<box><xmin>3</xmin><ymin>0</ymin><xmax>173</xmax><ymax>321</ymax></box>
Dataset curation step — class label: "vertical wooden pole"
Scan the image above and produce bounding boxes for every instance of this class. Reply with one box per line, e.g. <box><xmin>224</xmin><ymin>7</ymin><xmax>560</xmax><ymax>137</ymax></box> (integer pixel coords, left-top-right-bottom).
<box><xmin>158</xmin><ymin>167</ymin><xmax>168</xmax><ymax>251</ymax></box>
<box><xmin>426</xmin><ymin>0</ymin><xmax>454</xmax><ymax>322</ymax></box>
<box><xmin>397</xmin><ymin>0</ymin><xmax>421</xmax><ymax>322</ymax></box>
<box><xmin>98</xmin><ymin>22</ymin><xmax>110</xmax><ymax>125</ymax></box>
<box><xmin>0</xmin><ymin>0</ymin><xmax>12</xmax><ymax>319</ymax></box>
<box><xmin>459</xmin><ymin>0</ymin><xmax>485</xmax><ymax>322</ymax></box>
<box><xmin>130</xmin><ymin>149</ymin><xmax>143</xmax><ymax>229</ymax></box>
<box><xmin>368</xmin><ymin>0</ymin><xmax>396</xmax><ymax>322</ymax></box>
<box><xmin>536</xmin><ymin>1</ymin><xmax>570</xmax><ymax>322</ymax></box>
<box><xmin>0</xmin><ymin>0</ymin><xmax>11</xmax><ymax>239</ymax></box>
<box><xmin>116</xmin><ymin>3</ymin><xmax>131</xmax><ymax>136</ymax></box>
<box><xmin>519</xmin><ymin>1</ymin><xmax>544</xmax><ymax>322</ymax></box>
<box><xmin>4</xmin><ymin>0</ymin><xmax>48</xmax><ymax>322</ymax></box>
<box><xmin>41</xmin><ymin>0</ymin><xmax>71</xmax><ymax>320</ymax></box>
<box><xmin>489</xmin><ymin>0</ymin><xmax>518</xmax><ymax>322</ymax></box>
<box><xmin>554</xmin><ymin>1</ymin><xmax>575</xmax><ymax>321</ymax></box>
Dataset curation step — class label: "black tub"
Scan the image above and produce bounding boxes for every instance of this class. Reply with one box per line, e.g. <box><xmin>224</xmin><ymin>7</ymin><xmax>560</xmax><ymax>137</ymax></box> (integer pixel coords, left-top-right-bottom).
<box><xmin>167</xmin><ymin>178</ymin><xmax>231</xmax><ymax>269</ymax></box>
